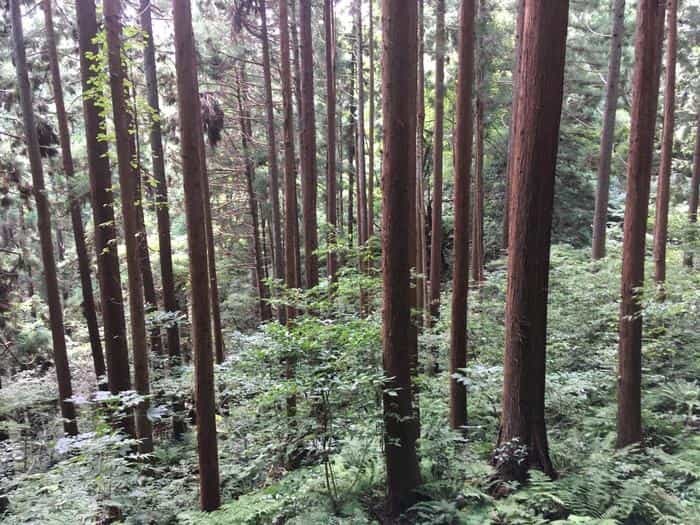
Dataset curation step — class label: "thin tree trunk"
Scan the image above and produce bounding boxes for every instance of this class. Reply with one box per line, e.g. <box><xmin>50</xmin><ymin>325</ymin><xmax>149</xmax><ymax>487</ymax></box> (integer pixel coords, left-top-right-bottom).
<box><xmin>259</xmin><ymin>0</ymin><xmax>285</xmax><ymax>321</ymax></box>
<box><xmin>42</xmin><ymin>0</ymin><xmax>105</xmax><ymax>384</ymax></box>
<box><xmin>355</xmin><ymin>0</ymin><xmax>368</xmax><ymax>247</ymax></box>
<box><xmin>502</xmin><ymin>0</ymin><xmax>525</xmax><ymax>251</ymax></box>
<box><xmin>140</xmin><ymin>0</ymin><xmax>181</xmax><ymax>359</ymax></box>
<box><xmin>325</xmin><ymin>0</ymin><xmax>338</xmax><ymax>284</ymax></box>
<box><xmin>10</xmin><ymin>0</ymin><xmax>78</xmax><ymax>436</ymax></box>
<box><xmin>172</xmin><ymin>0</ymin><xmax>221</xmax><ymax>510</ymax></box>
<box><xmin>381</xmin><ymin>0</ymin><xmax>421</xmax><ymax>516</ymax></box>
<box><xmin>368</xmin><ymin>0</ymin><xmax>375</xmax><ymax>238</ymax></box>
<box><xmin>416</xmin><ymin>0</ymin><xmax>429</xmax><ymax>327</ymax></box>
<box><xmin>450</xmin><ymin>0</ymin><xmax>475</xmax><ymax>431</ymax></box>
<box><xmin>592</xmin><ymin>0</ymin><xmax>626</xmax><ymax>260</ymax></box>
<box><xmin>684</xmin><ymin>113</ymin><xmax>700</xmax><ymax>267</ymax></box>
<box><xmin>617</xmin><ymin>0</ymin><xmax>667</xmax><ymax>449</ymax></box>
<box><xmin>103</xmin><ymin>0</ymin><xmax>153</xmax><ymax>454</ymax></box>
<box><xmin>652</xmin><ymin>0</ymin><xmax>678</xmax><ymax>288</ymax></box>
<box><xmin>471</xmin><ymin>0</ymin><xmax>486</xmax><ymax>284</ymax></box>
<box><xmin>75</xmin><ymin>0</ymin><xmax>132</xmax><ymax>409</ymax></box>
<box><xmin>347</xmin><ymin>51</ymin><xmax>356</xmax><ymax>246</ymax></box>
<box><xmin>299</xmin><ymin>0</ymin><xmax>319</xmax><ymax>288</ymax></box>
<box><xmin>497</xmin><ymin>0</ymin><xmax>569</xmax><ymax>482</ymax></box>
<box><xmin>429</xmin><ymin>0</ymin><xmax>446</xmax><ymax>322</ymax></box>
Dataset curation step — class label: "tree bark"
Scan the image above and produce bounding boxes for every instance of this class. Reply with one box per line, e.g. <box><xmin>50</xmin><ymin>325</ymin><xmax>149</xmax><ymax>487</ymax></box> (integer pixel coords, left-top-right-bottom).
<box><xmin>416</xmin><ymin>0</ymin><xmax>429</xmax><ymax>327</ymax></box>
<box><xmin>355</xmin><ymin>0</ymin><xmax>368</xmax><ymax>249</ymax></box>
<box><xmin>42</xmin><ymin>0</ymin><xmax>105</xmax><ymax>384</ymax></box>
<box><xmin>497</xmin><ymin>0</ymin><xmax>569</xmax><ymax>481</ymax></box>
<box><xmin>617</xmin><ymin>0</ymin><xmax>667</xmax><ymax>449</ymax></box>
<box><xmin>471</xmin><ymin>0</ymin><xmax>486</xmax><ymax>284</ymax></box>
<box><xmin>502</xmin><ymin>0</ymin><xmax>525</xmax><ymax>251</ymax></box>
<box><xmin>140</xmin><ymin>0</ymin><xmax>181</xmax><ymax>359</ymax></box>
<box><xmin>11</xmin><ymin>0</ymin><xmax>78</xmax><ymax>436</ymax></box>
<box><xmin>103</xmin><ymin>0</ymin><xmax>153</xmax><ymax>453</ymax></box>
<box><xmin>592</xmin><ymin>0</ymin><xmax>626</xmax><ymax>260</ymax></box>
<box><xmin>368</xmin><ymin>0</ymin><xmax>375</xmax><ymax>238</ymax></box>
<box><xmin>75</xmin><ymin>0</ymin><xmax>132</xmax><ymax>404</ymax></box>
<box><xmin>429</xmin><ymin>0</ymin><xmax>446</xmax><ymax>322</ymax></box>
<box><xmin>450</xmin><ymin>0</ymin><xmax>476</xmax><ymax>432</ymax></box>
<box><xmin>381</xmin><ymin>0</ymin><xmax>421</xmax><ymax>517</ymax></box>
<box><xmin>685</xmin><ymin>113</ymin><xmax>700</xmax><ymax>267</ymax></box>
<box><xmin>298</xmin><ymin>0</ymin><xmax>319</xmax><ymax>289</ymax></box>
<box><xmin>652</xmin><ymin>0</ymin><xmax>678</xmax><ymax>287</ymax></box>
<box><xmin>324</xmin><ymin>0</ymin><xmax>339</xmax><ymax>284</ymax></box>
<box><xmin>172</xmin><ymin>0</ymin><xmax>221</xmax><ymax>510</ymax></box>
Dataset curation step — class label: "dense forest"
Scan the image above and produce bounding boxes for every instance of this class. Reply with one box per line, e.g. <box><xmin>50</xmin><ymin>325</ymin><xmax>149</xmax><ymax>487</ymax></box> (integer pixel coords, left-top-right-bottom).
<box><xmin>0</xmin><ymin>0</ymin><xmax>699</xmax><ymax>523</ymax></box>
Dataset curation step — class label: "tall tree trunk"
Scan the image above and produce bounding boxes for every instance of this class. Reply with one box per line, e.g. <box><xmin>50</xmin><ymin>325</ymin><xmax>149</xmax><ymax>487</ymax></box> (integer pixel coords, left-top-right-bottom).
<box><xmin>10</xmin><ymin>0</ymin><xmax>78</xmax><ymax>436</ymax></box>
<box><xmin>347</xmin><ymin>50</ymin><xmax>356</xmax><ymax>246</ymax></box>
<box><xmin>684</xmin><ymin>113</ymin><xmax>700</xmax><ymax>268</ymax></box>
<box><xmin>355</xmin><ymin>0</ymin><xmax>368</xmax><ymax>248</ymax></box>
<box><xmin>75</xmin><ymin>0</ymin><xmax>132</xmax><ymax>406</ymax></box>
<box><xmin>368</xmin><ymin>0</ymin><xmax>375</xmax><ymax>237</ymax></box>
<box><xmin>140</xmin><ymin>0</ymin><xmax>181</xmax><ymax>359</ymax></box>
<box><xmin>324</xmin><ymin>0</ymin><xmax>339</xmax><ymax>284</ymax></box>
<box><xmin>259</xmin><ymin>0</ymin><xmax>285</xmax><ymax>321</ymax></box>
<box><xmin>279</xmin><ymin>0</ymin><xmax>299</xmax><ymax>417</ymax></box>
<box><xmin>652</xmin><ymin>0</ymin><xmax>678</xmax><ymax>288</ymax></box>
<box><xmin>103</xmin><ymin>0</ymin><xmax>153</xmax><ymax>454</ymax></box>
<box><xmin>237</xmin><ymin>66</ymin><xmax>272</xmax><ymax>322</ymax></box>
<box><xmin>429</xmin><ymin>0</ymin><xmax>446</xmax><ymax>322</ymax></box>
<box><xmin>617</xmin><ymin>0</ymin><xmax>667</xmax><ymax>449</ymax></box>
<box><xmin>416</xmin><ymin>0</ymin><xmax>429</xmax><ymax>326</ymax></box>
<box><xmin>42</xmin><ymin>0</ymin><xmax>105</xmax><ymax>384</ymax></box>
<box><xmin>502</xmin><ymin>0</ymin><xmax>525</xmax><ymax>251</ymax></box>
<box><xmin>172</xmin><ymin>0</ymin><xmax>221</xmax><ymax>510</ymax></box>
<box><xmin>381</xmin><ymin>0</ymin><xmax>421</xmax><ymax>516</ymax></box>
<box><xmin>497</xmin><ymin>0</ymin><xmax>569</xmax><ymax>482</ymax></box>
<box><xmin>592</xmin><ymin>0</ymin><xmax>626</xmax><ymax>260</ymax></box>
<box><xmin>299</xmin><ymin>0</ymin><xmax>319</xmax><ymax>288</ymax></box>
<box><xmin>450</xmin><ymin>0</ymin><xmax>476</xmax><ymax>431</ymax></box>
<box><xmin>471</xmin><ymin>0</ymin><xmax>486</xmax><ymax>284</ymax></box>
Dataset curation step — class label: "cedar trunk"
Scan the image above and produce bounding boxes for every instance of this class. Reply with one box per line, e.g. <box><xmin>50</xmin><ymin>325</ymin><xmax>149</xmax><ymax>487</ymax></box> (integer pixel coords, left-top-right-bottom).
<box><xmin>172</xmin><ymin>0</ymin><xmax>221</xmax><ymax>510</ymax></box>
<box><xmin>685</xmin><ymin>114</ymin><xmax>700</xmax><ymax>267</ymax></box>
<box><xmin>617</xmin><ymin>0</ymin><xmax>667</xmax><ymax>449</ymax></box>
<box><xmin>592</xmin><ymin>0</ymin><xmax>626</xmax><ymax>260</ymax></box>
<box><xmin>381</xmin><ymin>0</ymin><xmax>421</xmax><ymax>517</ymax></box>
<box><xmin>368</xmin><ymin>0</ymin><xmax>375</xmax><ymax>237</ymax></box>
<box><xmin>104</xmin><ymin>0</ymin><xmax>153</xmax><ymax>453</ymax></box>
<box><xmin>355</xmin><ymin>0</ymin><xmax>369</xmax><ymax>248</ymax></box>
<box><xmin>652</xmin><ymin>0</ymin><xmax>678</xmax><ymax>286</ymax></box>
<box><xmin>75</xmin><ymin>0</ymin><xmax>132</xmax><ymax>402</ymax></box>
<box><xmin>450</xmin><ymin>0</ymin><xmax>476</xmax><ymax>431</ymax></box>
<box><xmin>471</xmin><ymin>0</ymin><xmax>486</xmax><ymax>284</ymax></box>
<box><xmin>429</xmin><ymin>0</ymin><xmax>446</xmax><ymax>322</ymax></box>
<box><xmin>11</xmin><ymin>0</ymin><xmax>78</xmax><ymax>436</ymax></box>
<box><xmin>140</xmin><ymin>0</ymin><xmax>182</xmax><ymax>359</ymax></box>
<box><xmin>416</xmin><ymin>0</ymin><xmax>429</xmax><ymax>326</ymax></box>
<box><xmin>497</xmin><ymin>0</ymin><xmax>569</xmax><ymax>481</ymax></box>
<box><xmin>325</xmin><ymin>0</ymin><xmax>339</xmax><ymax>283</ymax></box>
<box><xmin>42</xmin><ymin>0</ymin><xmax>105</xmax><ymax>383</ymax></box>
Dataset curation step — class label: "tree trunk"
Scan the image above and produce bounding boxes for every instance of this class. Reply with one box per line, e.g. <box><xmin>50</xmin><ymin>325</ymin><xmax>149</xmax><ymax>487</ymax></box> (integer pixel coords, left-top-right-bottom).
<box><xmin>592</xmin><ymin>0</ymin><xmax>626</xmax><ymax>260</ymax></box>
<box><xmin>237</xmin><ymin>66</ymin><xmax>272</xmax><ymax>323</ymax></box>
<box><xmin>299</xmin><ymin>0</ymin><xmax>319</xmax><ymax>289</ymax></box>
<box><xmin>497</xmin><ymin>0</ymin><xmax>569</xmax><ymax>482</ymax></box>
<box><xmin>103</xmin><ymin>0</ymin><xmax>153</xmax><ymax>454</ymax></box>
<box><xmin>617</xmin><ymin>0</ymin><xmax>667</xmax><ymax>449</ymax></box>
<box><xmin>381</xmin><ymin>1</ymin><xmax>421</xmax><ymax>517</ymax></box>
<box><xmin>42</xmin><ymin>0</ymin><xmax>105</xmax><ymax>384</ymax></box>
<box><xmin>347</xmin><ymin>51</ymin><xmax>356</xmax><ymax>246</ymax></box>
<box><xmin>355</xmin><ymin>0</ymin><xmax>368</xmax><ymax>249</ymax></box>
<box><xmin>684</xmin><ymin>113</ymin><xmax>700</xmax><ymax>268</ymax></box>
<box><xmin>416</xmin><ymin>0</ymin><xmax>429</xmax><ymax>327</ymax></box>
<box><xmin>10</xmin><ymin>0</ymin><xmax>78</xmax><ymax>436</ymax></box>
<box><xmin>450</xmin><ymin>0</ymin><xmax>475</xmax><ymax>432</ymax></box>
<box><xmin>429</xmin><ymin>0</ymin><xmax>446</xmax><ymax>322</ymax></box>
<box><xmin>502</xmin><ymin>0</ymin><xmax>525</xmax><ymax>251</ymax></box>
<box><xmin>259</xmin><ymin>0</ymin><xmax>285</xmax><ymax>321</ymax></box>
<box><xmin>324</xmin><ymin>0</ymin><xmax>339</xmax><ymax>284</ymax></box>
<box><xmin>368</xmin><ymin>0</ymin><xmax>375</xmax><ymax>238</ymax></box>
<box><xmin>652</xmin><ymin>0</ymin><xmax>678</xmax><ymax>288</ymax></box>
<box><xmin>172</xmin><ymin>0</ymin><xmax>221</xmax><ymax>510</ymax></box>
<box><xmin>75</xmin><ymin>0</ymin><xmax>132</xmax><ymax>405</ymax></box>
<box><xmin>140</xmin><ymin>0</ymin><xmax>181</xmax><ymax>360</ymax></box>
<box><xmin>471</xmin><ymin>0</ymin><xmax>486</xmax><ymax>284</ymax></box>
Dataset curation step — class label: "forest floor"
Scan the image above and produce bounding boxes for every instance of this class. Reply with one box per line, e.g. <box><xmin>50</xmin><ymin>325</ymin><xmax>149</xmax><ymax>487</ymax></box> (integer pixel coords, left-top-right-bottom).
<box><xmin>1</xmin><ymin>243</ymin><xmax>699</xmax><ymax>524</ymax></box>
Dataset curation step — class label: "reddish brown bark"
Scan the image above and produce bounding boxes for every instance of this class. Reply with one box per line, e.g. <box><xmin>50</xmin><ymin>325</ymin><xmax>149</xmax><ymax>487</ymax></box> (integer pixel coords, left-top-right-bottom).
<box><xmin>42</xmin><ymin>0</ymin><xmax>105</xmax><ymax>383</ymax></box>
<box><xmin>497</xmin><ymin>0</ymin><xmax>569</xmax><ymax>481</ymax></box>
<box><xmin>416</xmin><ymin>0</ymin><xmax>429</xmax><ymax>326</ymax></box>
<box><xmin>685</xmin><ymin>113</ymin><xmax>700</xmax><ymax>267</ymax></box>
<box><xmin>592</xmin><ymin>0</ymin><xmax>626</xmax><ymax>260</ymax></box>
<box><xmin>325</xmin><ymin>0</ymin><xmax>339</xmax><ymax>284</ymax></box>
<box><xmin>617</xmin><ymin>0</ymin><xmax>667</xmax><ymax>449</ymax></box>
<box><xmin>471</xmin><ymin>0</ymin><xmax>486</xmax><ymax>284</ymax></box>
<box><xmin>381</xmin><ymin>0</ymin><xmax>421</xmax><ymax>516</ymax></box>
<box><xmin>11</xmin><ymin>0</ymin><xmax>78</xmax><ymax>436</ymax></box>
<box><xmin>450</xmin><ymin>0</ymin><xmax>476</xmax><ymax>431</ymax></box>
<box><xmin>140</xmin><ymin>0</ymin><xmax>181</xmax><ymax>359</ymax></box>
<box><xmin>104</xmin><ymin>0</ymin><xmax>153</xmax><ymax>453</ymax></box>
<box><xmin>368</xmin><ymin>0</ymin><xmax>375</xmax><ymax>238</ymax></box>
<box><xmin>172</xmin><ymin>0</ymin><xmax>221</xmax><ymax>510</ymax></box>
<box><xmin>75</xmin><ymin>0</ymin><xmax>132</xmax><ymax>403</ymax></box>
<box><xmin>355</xmin><ymin>0</ymin><xmax>369</xmax><ymax>249</ymax></box>
<box><xmin>652</xmin><ymin>0</ymin><xmax>678</xmax><ymax>286</ymax></box>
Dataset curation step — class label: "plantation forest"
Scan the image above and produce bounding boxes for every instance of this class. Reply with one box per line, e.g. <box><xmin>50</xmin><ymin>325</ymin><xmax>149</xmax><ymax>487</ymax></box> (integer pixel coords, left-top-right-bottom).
<box><xmin>1</xmin><ymin>0</ymin><xmax>700</xmax><ymax>523</ymax></box>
